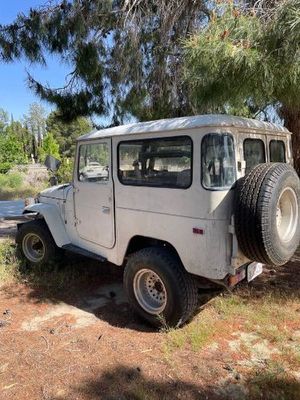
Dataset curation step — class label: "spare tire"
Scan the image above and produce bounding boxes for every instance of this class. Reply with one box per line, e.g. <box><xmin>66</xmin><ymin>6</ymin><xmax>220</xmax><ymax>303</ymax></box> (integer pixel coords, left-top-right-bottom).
<box><xmin>235</xmin><ymin>163</ymin><xmax>300</xmax><ymax>266</ymax></box>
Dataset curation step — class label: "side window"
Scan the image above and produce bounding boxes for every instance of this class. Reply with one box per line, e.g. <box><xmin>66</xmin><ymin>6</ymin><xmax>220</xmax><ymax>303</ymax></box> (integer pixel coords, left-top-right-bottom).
<box><xmin>78</xmin><ymin>142</ymin><xmax>109</xmax><ymax>182</ymax></box>
<box><xmin>118</xmin><ymin>136</ymin><xmax>192</xmax><ymax>188</ymax></box>
<box><xmin>243</xmin><ymin>139</ymin><xmax>265</xmax><ymax>174</ymax></box>
<box><xmin>270</xmin><ymin>140</ymin><xmax>286</xmax><ymax>162</ymax></box>
<box><xmin>201</xmin><ymin>133</ymin><xmax>236</xmax><ymax>190</ymax></box>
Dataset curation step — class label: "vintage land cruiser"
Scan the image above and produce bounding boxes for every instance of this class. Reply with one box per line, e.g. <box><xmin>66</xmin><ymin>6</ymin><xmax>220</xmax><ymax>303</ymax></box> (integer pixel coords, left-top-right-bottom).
<box><xmin>17</xmin><ymin>114</ymin><xmax>300</xmax><ymax>327</ymax></box>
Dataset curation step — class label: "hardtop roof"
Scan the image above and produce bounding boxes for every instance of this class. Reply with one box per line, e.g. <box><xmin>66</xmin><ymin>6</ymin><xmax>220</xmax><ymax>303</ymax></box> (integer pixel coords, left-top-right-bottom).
<box><xmin>78</xmin><ymin>114</ymin><xmax>290</xmax><ymax>141</ymax></box>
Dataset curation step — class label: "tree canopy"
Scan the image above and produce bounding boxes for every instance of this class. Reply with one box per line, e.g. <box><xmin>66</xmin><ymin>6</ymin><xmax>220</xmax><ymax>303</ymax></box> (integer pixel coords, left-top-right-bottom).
<box><xmin>0</xmin><ymin>112</ymin><xmax>27</xmax><ymax>173</ymax></box>
<box><xmin>0</xmin><ymin>0</ymin><xmax>208</xmax><ymax>123</ymax></box>
<box><xmin>46</xmin><ymin>111</ymin><xmax>92</xmax><ymax>157</ymax></box>
<box><xmin>184</xmin><ymin>0</ymin><xmax>300</xmax><ymax>170</ymax></box>
<box><xmin>0</xmin><ymin>103</ymin><xmax>92</xmax><ymax>173</ymax></box>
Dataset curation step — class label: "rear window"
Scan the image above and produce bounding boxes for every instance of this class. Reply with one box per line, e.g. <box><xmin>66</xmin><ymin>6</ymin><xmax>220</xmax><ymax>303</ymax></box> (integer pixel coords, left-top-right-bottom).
<box><xmin>118</xmin><ymin>136</ymin><xmax>192</xmax><ymax>188</ymax></box>
<box><xmin>270</xmin><ymin>140</ymin><xmax>286</xmax><ymax>162</ymax></box>
<box><xmin>244</xmin><ymin>139</ymin><xmax>265</xmax><ymax>174</ymax></box>
<box><xmin>201</xmin><ymin>133</ymin><xmax>236</xmax><ymax>190</ymax></box>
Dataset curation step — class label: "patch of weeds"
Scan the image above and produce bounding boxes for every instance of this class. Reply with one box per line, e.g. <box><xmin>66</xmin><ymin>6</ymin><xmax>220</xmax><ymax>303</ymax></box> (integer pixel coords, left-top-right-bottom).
<box><xmin>163</xmin><ymin>285</ymin><xmax>300</xmax><ymax>362</ymax></box>
<box><xmin>213</xmin><ymin>291</ymin><xmax>300</xmax><ymax>345</ymax></box>
<box><xmin>130</xmin><ymin>383</ymin><xmax>154</xmax><ymax>400</ymax></box>
<box><xmin>213</xmin><ymin>294</ymin><xmax>248</xmax><ymax>319</ymax></box>
<box><xmin>0</xmin><ymin>239</ymin><xmax>106</xmax><ymax>297</ymax></box>
<box><xmin>0</xmin><ymin>172</ymin><xmax>43</xmax><ymax>200</ymax></box>
<box><xmin>247</xmin><ymin>360</ymin><xmax>300</xmax><ymax>400</ymax></box>
<box><xmin>0</xmin><ymin>239</ymin><xmax>22</xmax><ymax>284</ymax></box>
<box><xmin>18</xmin><ymin>255</ymin><xmax>100</xmax><ymax>297</ymax></box>
<box><xmin>279</xmin><ymin>345</ymin><xmax>300</xmax><ymax>370</ymax></box>
<box><xmin>163</xmin><ymin>307</ymin><xmax>220</xmax><ymax>357</ymax></box>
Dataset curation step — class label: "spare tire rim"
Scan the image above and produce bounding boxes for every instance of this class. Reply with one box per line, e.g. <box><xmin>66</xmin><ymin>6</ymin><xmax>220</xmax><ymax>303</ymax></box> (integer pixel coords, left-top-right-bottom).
<box><xmin>276</xmin><ymin>187</ymin><xmax>298</xmax><ymax>243</ymax></box>
<box><xmin>23</xmin><ymin>233</ymin><xmax>45</xmax><ymax>262</ymax></box>
<box><xmin>133</xmin><ymin>269</ymin><xmax>167</xmax><ymax>315</ymax></box>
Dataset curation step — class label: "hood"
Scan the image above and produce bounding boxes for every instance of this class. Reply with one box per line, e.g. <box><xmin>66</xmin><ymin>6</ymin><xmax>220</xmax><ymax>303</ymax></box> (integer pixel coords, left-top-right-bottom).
<box><xmin>39</xmin><ymin>184</ymin><xmax>71</xmax><ymax>200</ymax></box>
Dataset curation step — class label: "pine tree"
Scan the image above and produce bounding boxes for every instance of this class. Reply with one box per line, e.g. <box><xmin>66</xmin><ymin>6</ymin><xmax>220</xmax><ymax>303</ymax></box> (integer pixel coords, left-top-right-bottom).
<box><xmin>184</xmin><ymin>0</ymin><xmax>300</xmax><ymax>172</ymax></box>
<box><xmin>0</xmin><ymin>0</ymin><xmax>208</xmax><ymax>123</ymax></box>
<box><xmin>46</xmin><ymin>111</ymin><xmax>92</xmax><ymax>157</ymax></box>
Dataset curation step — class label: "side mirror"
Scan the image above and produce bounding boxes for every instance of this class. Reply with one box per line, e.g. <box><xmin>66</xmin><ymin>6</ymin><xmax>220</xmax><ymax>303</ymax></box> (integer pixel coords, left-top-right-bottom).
<box><xmin>44</xmin><ymin>155</ymin><xmax>61</xmax><ymax>172</ymax></box>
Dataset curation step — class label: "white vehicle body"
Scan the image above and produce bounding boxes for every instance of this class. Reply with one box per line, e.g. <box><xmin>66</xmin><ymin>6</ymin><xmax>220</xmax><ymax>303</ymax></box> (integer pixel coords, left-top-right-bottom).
<box><xmin>24</xmin><ymin>114</ymin><xmax>294</xmax><ymax>283</ymax></box>
<box><xmin>79</xmin><ymin>161</ymin><xmax>109</xmax><ymax>181</ymax></box>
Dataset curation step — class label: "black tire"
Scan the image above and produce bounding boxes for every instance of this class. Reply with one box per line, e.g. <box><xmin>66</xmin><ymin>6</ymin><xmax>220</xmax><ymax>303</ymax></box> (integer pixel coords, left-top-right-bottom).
<box><xmin>123</xmin><ymin>247</ymin><xmax>198</xmax><ymax>328</ymax></box>
<box><xmin>235</xmin><ymin>163</ymin><xmax>300</xmax><ymax>266</ymax></box>
<box><xmin>16</xmin><ymin>220</ymin><xmax>60</xmax><ymax>265</ymax></box>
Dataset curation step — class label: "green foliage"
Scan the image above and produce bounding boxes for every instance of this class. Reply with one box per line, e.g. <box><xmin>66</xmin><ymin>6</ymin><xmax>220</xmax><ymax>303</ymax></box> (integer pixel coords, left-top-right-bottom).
<box><xmin>0</xmin><ymin>133</ymin><xmax>27</xmax><ymax>173</ymax></box>
<box><xmin>184</xmin><ymin>0</ymin><xmax>300</xmax><ymax>172</ymax></box>
<box><xmin>46</xmin><ymin>111</ymin><xmax>92</xmax><ymax>157</ymax></box>
<box><xmin>0</xmin><ymin>170</ymin><xmax>48</xmax><ymax>200</ymax></box>
<box><xmin>56</xmin><ymin>158</ymin><xmax>73</xmax><ymax>183</ymax></box>
<box><xmin>38</xmin><ymin>132</ymin><xmax>60</xmax><ymax>162</ymax></box>
<box><xmin>184</xmin><ymin>1</ymin><xmax>300</xmax><ymax>112</ymax></box>
<box><xmin>0</xmin><ymin>172</ymin><xmax>23</xmax><ymax>190</ymax></box>
<box><xmin>0</xmin><ymin>239</ymin><xmax>20</xmax><ymax>284</ymax></box>
<box><xmin>0</xmin><ymin>1</ymin><xmax>208</xmax><ymax>123</ymax></box>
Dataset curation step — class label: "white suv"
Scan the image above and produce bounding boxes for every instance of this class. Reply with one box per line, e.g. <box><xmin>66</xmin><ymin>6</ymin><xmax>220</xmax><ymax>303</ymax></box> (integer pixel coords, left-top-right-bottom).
<box><xmin>17</xmin><ymin>114</ymin><xmax>300</xmax><ymax>327</ymax></box>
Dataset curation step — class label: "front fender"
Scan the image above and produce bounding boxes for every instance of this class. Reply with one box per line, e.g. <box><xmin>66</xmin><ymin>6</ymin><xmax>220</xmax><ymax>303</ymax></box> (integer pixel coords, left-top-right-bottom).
<box><xmin>24</xmin><ymin>203</ymin><xmax>70</xmax><ymax>247</ymax></box>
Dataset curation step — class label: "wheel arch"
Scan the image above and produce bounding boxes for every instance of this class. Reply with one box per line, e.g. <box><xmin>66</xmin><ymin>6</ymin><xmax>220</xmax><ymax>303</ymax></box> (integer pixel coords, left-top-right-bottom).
<box><xmin>21</xmin><ymin>203</ymin><xmax>70</xmax><ymax>247</ymax></box>
<box><xmin>125</xmin><ymin>235</ymin><xmax>185</xmax><ymax>268</ymax></box>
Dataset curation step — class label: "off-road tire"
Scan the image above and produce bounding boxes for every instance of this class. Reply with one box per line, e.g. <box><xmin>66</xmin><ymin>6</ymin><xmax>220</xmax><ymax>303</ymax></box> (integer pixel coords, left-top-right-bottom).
<box><xmin>124</xmin><ymin>247</ymin><xmax>198</xmax><ymax>328</ymax></box>
<box><xmin>16</xmin><ymin>220</ymin><xmax>60</xmax><ymax>266</ymax></box>
<box><xmin>235</xmin><ymin>163</ymin><xmax>300</xmax><ymax>266</ymax></box>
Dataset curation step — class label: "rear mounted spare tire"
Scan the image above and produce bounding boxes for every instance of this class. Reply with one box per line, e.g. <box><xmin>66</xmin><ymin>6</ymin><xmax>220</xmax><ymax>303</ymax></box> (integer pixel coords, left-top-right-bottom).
<box><xmin>235</xmin><ymin>163</ymin><xmax>300</xmax><ymax>266</ymax></box>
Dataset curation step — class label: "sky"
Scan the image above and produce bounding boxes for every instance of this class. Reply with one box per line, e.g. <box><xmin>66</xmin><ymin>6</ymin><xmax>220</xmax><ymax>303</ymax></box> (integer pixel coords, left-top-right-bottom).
<box><xmin>0</xmin><ymin>1</ymin><xmax>70</xmax><ymax>120</ymax></box>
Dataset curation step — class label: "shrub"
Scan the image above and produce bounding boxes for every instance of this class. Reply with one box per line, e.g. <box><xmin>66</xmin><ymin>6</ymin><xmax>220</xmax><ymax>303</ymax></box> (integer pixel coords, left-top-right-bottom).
<box><xmin>56</xmin><ymin>158</ymin><xmax>73</xmax><ymax>183</ymax></box>
<box><xmin>0</xmin><ymin>170</ymin><xmax>48</xmax><ymax>200</ymax></box>
<box><xmin>0</xmin><ymin>172</ymin><xmax>23</xmax><ymax>190</ymax></box>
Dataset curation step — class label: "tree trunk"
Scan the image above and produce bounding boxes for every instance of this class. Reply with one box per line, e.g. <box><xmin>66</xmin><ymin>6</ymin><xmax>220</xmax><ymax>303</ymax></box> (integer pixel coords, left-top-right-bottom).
<box><xmin>280</xmin><ymin>106</ymin><xmax>300</xmax><ymax>175</ymax></box>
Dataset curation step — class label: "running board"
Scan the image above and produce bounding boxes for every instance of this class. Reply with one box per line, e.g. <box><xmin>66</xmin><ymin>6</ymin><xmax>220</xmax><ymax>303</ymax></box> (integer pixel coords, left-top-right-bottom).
<box><xmin>62</xmin><ymin>244</ymin><xmax>106</xmax><ymax>262</ymax></box>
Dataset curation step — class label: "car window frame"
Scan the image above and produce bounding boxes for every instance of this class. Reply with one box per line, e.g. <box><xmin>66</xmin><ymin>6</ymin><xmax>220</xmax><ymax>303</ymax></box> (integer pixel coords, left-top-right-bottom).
<box><xmin>269</xmin><ymin>139</ymin><xmax>286</xmax><ymax>163</ymax></box>
<box><xmin>243</xmin><ymin>137</ymin><xmax>266</xmax><ymax>174</ymax></box>
<box><xmin>77</xmin><ymin>140</ymin><xmax>111</xmax><ymax>184</ymax></box>
<box><xmin>201</xmin><ymin>132</ymin><xmax>236</xmax><ymax>191</ymax></box>
<box><xmin>117</xmin><ymin>135</ymin><xmax>193</xmax><ymax>189</ymax></box>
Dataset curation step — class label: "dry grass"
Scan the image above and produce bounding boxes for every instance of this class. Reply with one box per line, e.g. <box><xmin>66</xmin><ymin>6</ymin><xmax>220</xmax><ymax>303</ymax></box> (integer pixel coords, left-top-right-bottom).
<box><xmin>0</xmin><ymin>186</ymin><xmax>40</xmax><ymax>200</ymax></box>
<box><xmin>0</xmin><ymin>239</ymin><xmax>21</xmax><ymax>285</ymax></box>
<box><xmin>0</xmin><ymin>170</ymin><xmax>48</xmax><ymax>200</ymax></box>
<box><xmin>247</xmin><ymin>361</ymin><xmax>300</xmax><ymax>400</ymax></box>
<box><xmin>163</xmin><ymin>286</ymin><xmax>300</xmax><ymax>383</ymax></box>
<box><xmin>0</xmin><ymin>239</ymin><xmax>121</xmax><ymax>297</ymax></box>
<box><xmin>1</xmin><ymin>239</ymin><xmax>300</xmax><ymax>400</ymax></box>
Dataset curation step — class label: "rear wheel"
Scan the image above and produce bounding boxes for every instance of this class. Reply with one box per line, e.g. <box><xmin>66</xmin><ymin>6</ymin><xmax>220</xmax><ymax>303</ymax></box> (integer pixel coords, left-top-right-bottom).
<box><xmin>16</xmin><ymin>220</ymin><xmax>59</xmax><ymax>265</ymax></box>
<box><xmin>124</xmin><ymin>247</ymin><xmax>198</xmax><ymax>327</ymax></box>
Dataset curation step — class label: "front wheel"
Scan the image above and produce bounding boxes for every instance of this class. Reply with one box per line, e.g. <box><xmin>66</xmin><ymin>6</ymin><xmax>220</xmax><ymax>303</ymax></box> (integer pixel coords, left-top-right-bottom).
<box><xmin>124</xmin><ymin>247</ymin><xmax>198</xmax><ymax>328</ymax></box>
<box><xmin>16</xmin><ymin>220</ymin><xmax>60</xmax><ymax>265</ymax></box>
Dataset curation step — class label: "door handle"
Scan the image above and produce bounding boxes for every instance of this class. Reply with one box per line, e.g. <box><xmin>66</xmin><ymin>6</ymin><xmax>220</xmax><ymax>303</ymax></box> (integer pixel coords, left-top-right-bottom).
<box><xmin>102</xmin><ymin>206</ymin><xmax>111</xmax><ymax>213</ymax></box>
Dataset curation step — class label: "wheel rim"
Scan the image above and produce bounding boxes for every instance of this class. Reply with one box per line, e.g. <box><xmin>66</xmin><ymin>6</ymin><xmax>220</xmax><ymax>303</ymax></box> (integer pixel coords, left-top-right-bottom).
<box><xmin>23</xmin><ymin>233</ymin><xmax>45</xmax><ymax>262</ymax></box>
<box><xmin>276</xmin><ymin>187</ymin><xmax>298</xmax><ymax>243</ymax></box>
<box><xmin>133</xmin><ymin>269</ymin><xmax>167</xmax><ymax>315</ymax></box>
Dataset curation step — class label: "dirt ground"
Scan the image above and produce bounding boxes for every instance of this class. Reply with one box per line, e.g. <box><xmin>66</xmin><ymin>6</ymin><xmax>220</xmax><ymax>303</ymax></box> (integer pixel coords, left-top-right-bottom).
<box><xmin>0</xmin><ymin>220</ymin><xmax>299</xmax><ymax>400</ymax></box>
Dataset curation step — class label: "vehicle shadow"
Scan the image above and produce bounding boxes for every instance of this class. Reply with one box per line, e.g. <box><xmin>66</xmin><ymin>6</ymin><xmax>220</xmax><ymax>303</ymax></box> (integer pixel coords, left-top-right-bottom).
<box><xmin>14</xmin><ymin>250</ymin><xmax>220</xmax><ymax>333</ymax></box>
<box><xmin>4</xmin><ymin>239</ymin><xmax>300</xmax><ymax>333</ymax></box>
